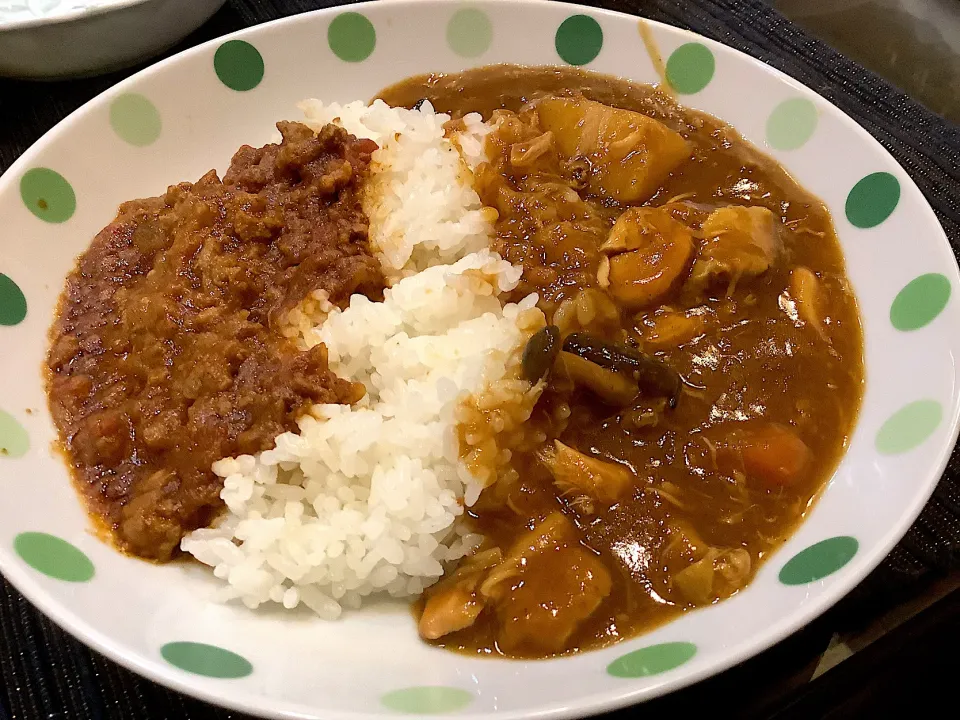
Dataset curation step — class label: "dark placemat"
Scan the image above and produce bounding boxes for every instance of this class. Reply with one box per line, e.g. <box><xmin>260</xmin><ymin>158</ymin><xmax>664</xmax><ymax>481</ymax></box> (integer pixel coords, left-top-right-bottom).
<box><xmin>1</xmin><ymin>1</ymin><xmax>959</xmax><ymax>718</ymax></box>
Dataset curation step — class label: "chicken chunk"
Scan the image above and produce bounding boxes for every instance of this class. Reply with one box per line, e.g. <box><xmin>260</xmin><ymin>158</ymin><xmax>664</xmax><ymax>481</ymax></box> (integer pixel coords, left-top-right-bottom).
<box><xmin>540</xmin><ymin>440</ymin><xmax>633</xmax><ymax>511</ymax></box>
<box><xmin>662</xmin><ymin>519</ymin><xmax>752</xmax><ymax>604</ymax></box>
<box><xmin>636</xmin><ymin>307</ymin><xmax>707</xmax><ymax>350</ymax></box>
<box><xmin>673</xmin><ymin>547</ymin><xmax>752</xmax><ymax>604</ymax></box>
<box><xmin>537</xmin><ymin>98</ymin><xmax>692</xmax><ymax>203</ymax></box>
<box><xmin>687</xmin><ymin>206</ymin><xmax>781</xmax><ymax>296</ymax></box>
<box><xmin>480</xmin><ymin>513</ymin><xmax>612</xmax><ymax>653</ymax></box>
<box><xmin>419</xmin><ymin>586</ymin><xmax>485</xmax><ymax>640</ymax></box>
<box><xmin>417</xmin><ymin>548</ymin><xmax>502</xmax><ymax>640</ymax></box>
<box><xmin>599</xmin><ymin>207</ymin><xmax>695</xmax><ymax>309</ymax></box>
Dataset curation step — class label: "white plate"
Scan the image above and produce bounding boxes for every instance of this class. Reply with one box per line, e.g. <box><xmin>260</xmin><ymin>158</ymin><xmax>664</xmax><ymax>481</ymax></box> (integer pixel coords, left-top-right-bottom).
<box><xmin>1</xmin><ymin>1</ymin><xmax>958</xmax><ymax>718</ymax></box>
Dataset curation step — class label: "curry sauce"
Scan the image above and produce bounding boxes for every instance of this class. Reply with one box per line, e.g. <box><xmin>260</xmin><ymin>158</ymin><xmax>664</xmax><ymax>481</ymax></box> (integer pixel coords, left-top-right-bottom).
<box><xmin>44</xmin><ymin>65</ymin><xmax>864</xmax><ymax>659</ymax></box>
<box><xmin>381</xmin><ymin>66</ymin><xmax>864</xmax><ymax>658</ymax></box>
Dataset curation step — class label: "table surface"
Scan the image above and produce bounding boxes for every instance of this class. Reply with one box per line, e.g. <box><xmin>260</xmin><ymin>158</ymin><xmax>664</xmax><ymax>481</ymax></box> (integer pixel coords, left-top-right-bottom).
<box><xmin>760</xmin><ymin>5</ymin><xmax>960</xmax><ymax>704</ymax></box>
<box><xmin>1</xmin><ymin>0</ymin><xmax>959</xmax><ymax>718</ymax></box>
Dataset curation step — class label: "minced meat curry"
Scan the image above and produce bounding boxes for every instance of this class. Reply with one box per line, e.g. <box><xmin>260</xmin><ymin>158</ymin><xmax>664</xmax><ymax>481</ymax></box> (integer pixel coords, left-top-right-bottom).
<box><xmin>379</xmin><ymin>66</ymin><xmax>864</xmax><ymax>658</ymax></box>
<box><xmin>46</xmin><ymin>122</ymin><xmax>383</xmax><ymax>561</ymax></box>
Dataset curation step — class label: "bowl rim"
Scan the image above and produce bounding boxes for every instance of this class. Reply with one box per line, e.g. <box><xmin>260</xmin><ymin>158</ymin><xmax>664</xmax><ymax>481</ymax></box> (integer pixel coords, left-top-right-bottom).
<box><xmin>0</xmin><ymin>0</ymin><xmax>152</xmax><ymax>32</ymax></box>
<box><xmin>0</xmin><ymin>1</ymin><xmax>957</xmax><ymax>718</ymax></box>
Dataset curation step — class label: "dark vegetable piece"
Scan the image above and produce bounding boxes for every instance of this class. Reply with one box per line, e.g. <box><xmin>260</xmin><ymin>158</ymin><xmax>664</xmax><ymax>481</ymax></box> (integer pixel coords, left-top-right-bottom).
<box><xmin>559</xmin><ymin>352</ymin><xmax>638</xmax><ymax>407</ymax></box>
<box><xmin>521</xmin><ymin>325</ymin><xmax>561</xmax><ymax>382</ymax></box>
<box><xmin>562</xmin><ymin>332</ymin><xmax>682</xmax><ymax>407</ymax></box>
<box><xmin>412</xmin><ymin>98</ymin><xmax>428</xmax><ymax>111</ymax></box>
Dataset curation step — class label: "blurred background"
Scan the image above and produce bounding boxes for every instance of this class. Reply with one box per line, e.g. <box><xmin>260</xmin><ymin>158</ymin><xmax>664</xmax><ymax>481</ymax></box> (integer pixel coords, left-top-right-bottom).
<box><xmin>772</xmin><ymin>0</ymin><xmax>960</xmax><ymax>122</ymax></box>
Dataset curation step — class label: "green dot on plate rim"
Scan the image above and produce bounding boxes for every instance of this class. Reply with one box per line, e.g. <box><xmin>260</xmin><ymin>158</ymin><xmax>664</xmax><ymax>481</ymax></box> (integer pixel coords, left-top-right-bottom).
<box><xmin>328</xmin><ymin>12</ymin><xmax>376</xmax><ymax>63</ymax></box>
<box><xmin>381</xmin><ymin>686</ymin><xmax>473</xmax><ymax>714</ymax></box>
<box><xmin>555</xmin><ymin>14</ymin><xmax>604</xmax><ymax>66</ymax></box>
<box><xmin>0</xmin><ymin>273</ymin><xmax>27</xmax><ymax>326</ymax></box>
<box><xmin>876</xmin><ymin>399</ymin><xmax>942</xmax><ymax>455</ymax></box>
<box><xmin>845</xmin><ymin>171</ymin><xmax>900</xmax><ymax>228</ymax></box>
<box><xmin>0</xmin><ymin>408</ymin><xmax>29</xmax><ymax>458</ymax></box>
<box><xmin>607</xmin><ymin>641</ymin><xmax>697</xmax><ymax>678</ymax></box>
<box><xmin>447</xmin><ymin>8</ymin><xmax>493</xmax><ymax>58</ymax></box>
<box><xmin>766</xmin><ymin>98</ymin><xmax>818</xmax><ymax>151</ymax></box>
<box><xmin>214</xmin><ymin>40</ymin><xmax>265</xmax><ymax>92</ymax></box>
<box><xmin>666</xmin><ymin>43</ymin><xmax>715</xmax><ymax>94</ymax></box>
<box><xmin>161</xmin><ymin>641</ymin><xmax>253</xmax><ymax>679</ymax></box>
<box><xmin>779</xmin><ymin>536</ymin><xmax>858</xmax><ymax>585</ymax></box>
<box><xmin>110</xmin><ymin>93</ymin><xmax>162</xmax><ymax>147</ymax></box>
<box><xmin>20</xmin><ymin>167</ymin><xmax>76</xmax><ymax>223</ymax></box>
<box><xmin>14</xmin><ymin>532</ymin><xmax>94</xmax><ymax>582</ymax></box>
<box><xmin>890</xmin><ymin>273</ymin><xmax>951</xmax><ymax>331</ymax></box>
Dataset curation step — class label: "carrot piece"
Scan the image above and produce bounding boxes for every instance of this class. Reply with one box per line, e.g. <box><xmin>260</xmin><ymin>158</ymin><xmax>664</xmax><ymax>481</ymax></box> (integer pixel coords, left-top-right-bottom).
<box><xmin>737</xmin><ymin>423</ymin><xmax>812</xmax><ymax>488</ymax></box>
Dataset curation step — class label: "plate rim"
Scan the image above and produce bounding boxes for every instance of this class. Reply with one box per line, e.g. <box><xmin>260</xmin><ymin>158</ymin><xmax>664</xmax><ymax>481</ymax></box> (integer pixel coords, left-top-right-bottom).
<box><xmin>0</xmin><ymin>1</ymin><xmax>958</xmax><ymax>718</ymax></box>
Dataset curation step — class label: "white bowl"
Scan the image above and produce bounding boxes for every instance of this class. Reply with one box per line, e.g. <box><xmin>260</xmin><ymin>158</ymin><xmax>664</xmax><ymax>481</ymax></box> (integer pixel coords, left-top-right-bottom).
<box><xmin>1</xmin><ymin>1</ymin><xmax>958</xmax><ymax>718</ymax></box>
<box><xmin>0</xmin><ymin>0</ymin><xmax>225</xmax><ymax>78</ymax></box>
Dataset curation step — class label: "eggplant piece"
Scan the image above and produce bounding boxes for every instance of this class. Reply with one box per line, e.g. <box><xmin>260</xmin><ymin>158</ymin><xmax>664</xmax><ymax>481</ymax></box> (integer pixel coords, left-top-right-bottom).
<box><xmin>562</xmin><ymin>331</ymin><xmax>682</xmax><ymax>407</ymax></box>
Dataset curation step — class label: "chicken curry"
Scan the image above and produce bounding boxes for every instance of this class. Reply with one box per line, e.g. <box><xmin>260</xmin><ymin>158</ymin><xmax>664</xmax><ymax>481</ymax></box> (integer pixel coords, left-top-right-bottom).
<box><xmin>379</xmin><ymin>66</ymin><xmax>864</xmax><ymax>658</ymax></box>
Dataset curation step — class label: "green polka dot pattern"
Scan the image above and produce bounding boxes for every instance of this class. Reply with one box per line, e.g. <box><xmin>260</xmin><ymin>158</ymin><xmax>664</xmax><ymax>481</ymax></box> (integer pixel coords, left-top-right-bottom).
<box><xmin>20</xmin><ymin>168</ymin><xmax>76</xmax><ymax>223</ymax></box>
<box><xmin>666</xmin><ymin>43</ymin><xmax>715</xmax><ymax>94</ymax></box>
<box><xmin>890</xmin><ymin>273</ymin><xmax>951</xmax><ymax>331</ymax></box>
<box><xmin>381</xmin><ymin>686</ymin><xmax>473</xmax><ymax>714</ymax></box>
<box><xmin>14</xmin><ymin>532</ymin><xmax>94</xmax><ymax>582</ymax></box>
<box><xmin>161</xmin><ymin>642</ymin><xmax>253</xmax><ymax>679</ymax></box>
<box><xmin>0</xmin><ymin>273</ymin><xmax>27</xmax><ymax>326</ymax></box>
<box><xmin>214</xmin><ymin>40</ymin><xmax>264</xmax><ymax>92</ymax></box>
<box><xmin>0</xmin><ymin>409</ymin><xmax>29</xmax><ymax>458</ymax></box>
<box><xmin>328</xmin><ymin>12</ymin><xmax>376</xmax><ymax>63</ymax></box>
<box><xmin>766</xmin><ymin>98</ymin><xmax>818</xmax><ymax>151</ymax></box>
<box><xmin>607</xmin><ymin>641</ymin><xmax>697</xmax><ymax>678</ymax></box>
<box><xmin>110</xmin><ymin>93</ymin><xmax>162</xmax><ymax>147</ymax></box>
<box><xmin>555</xmin><ymin>15</ymin><xmax>603</xmax><ymax>66</ymax></box>
<box><xmin>779</xmin><ymin>536</ymin><xmax>858</xmax><ymax>585</ymax></box>
<box><xmin>845</xmin><ymin>172</ymin><xmax>900</xmax><ymax>228</ymax></box>
<box><xmin>447</xmin><ymin>8</ymin><xmax>492</xmax><ymax>58</ymax></box>
<box><xmin>1</xmin><ymin>8</ymin><xmax>956</xmax><ymax>710</ymax></box>
<box><xmin>876</xmin><ymin>400</ymin><xmax>942</xmax><ymax>455</ymax></box>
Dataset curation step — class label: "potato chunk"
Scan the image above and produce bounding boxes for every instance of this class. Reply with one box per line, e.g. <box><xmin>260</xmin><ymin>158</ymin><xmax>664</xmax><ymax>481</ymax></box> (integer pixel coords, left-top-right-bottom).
<box><xmin>687</xmin><ymin>206</ymin><xmax>781</xmax><ymax>295</ymax></box>
<box><xmin>537</xmin><ymin>97</ymin><xmax>692</xmax><ymax>203</ymax></box>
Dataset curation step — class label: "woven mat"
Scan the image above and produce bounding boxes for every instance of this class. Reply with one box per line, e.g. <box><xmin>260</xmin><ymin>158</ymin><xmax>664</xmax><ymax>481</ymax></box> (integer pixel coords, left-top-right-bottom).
<box><xmin>1</xmin><ymin>1</ymin><xmax>958</xmax><ymax>717</ymax></box>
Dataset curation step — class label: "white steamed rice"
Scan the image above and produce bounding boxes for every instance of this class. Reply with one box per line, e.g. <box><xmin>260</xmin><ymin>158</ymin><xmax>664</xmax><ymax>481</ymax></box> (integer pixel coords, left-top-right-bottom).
<box><xmin>181</xmin><ymin>100</ymin><xmax>542</xmax><ymax>618</ymax></box>
<box><xmin>299</xmin><ymin>98</ymin><xmax>494</xmax><ymax>282</ymax></box>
